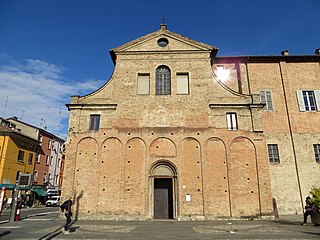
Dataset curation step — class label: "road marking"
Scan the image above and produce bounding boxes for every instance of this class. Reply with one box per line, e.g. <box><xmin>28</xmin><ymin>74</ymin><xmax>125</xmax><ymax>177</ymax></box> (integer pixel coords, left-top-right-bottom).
<box><xmin>24</xmin><ymin>218</ymin><xmax>55</xmax><ymax>221</ymax></box>
<box><xmin>0</xmin><ymin>226</ymin><xmax>21</xmax><ymax>228</ymax></box>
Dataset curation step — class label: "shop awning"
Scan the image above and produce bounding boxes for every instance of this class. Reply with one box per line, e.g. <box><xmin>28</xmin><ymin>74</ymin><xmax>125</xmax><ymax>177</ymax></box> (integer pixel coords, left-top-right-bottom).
<box><xmin>32</xmin><ymin>187</ymin><xmax>46</xmax><ymax>197</ymax></box>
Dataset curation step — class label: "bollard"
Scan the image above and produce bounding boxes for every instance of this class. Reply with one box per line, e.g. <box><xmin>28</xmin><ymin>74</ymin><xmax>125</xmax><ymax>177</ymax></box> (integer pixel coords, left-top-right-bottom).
<box><xmin>15</xmin><ymin>202</ymin><xmax>22</xmax><ymax>221</ymax></box>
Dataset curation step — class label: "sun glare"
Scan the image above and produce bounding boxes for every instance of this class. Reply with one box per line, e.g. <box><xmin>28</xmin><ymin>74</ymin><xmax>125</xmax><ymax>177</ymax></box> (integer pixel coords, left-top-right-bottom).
<box><xmin>216</xmin><ymin>66</ymin><xmax>230</xmax><ymax>82</ymax></box>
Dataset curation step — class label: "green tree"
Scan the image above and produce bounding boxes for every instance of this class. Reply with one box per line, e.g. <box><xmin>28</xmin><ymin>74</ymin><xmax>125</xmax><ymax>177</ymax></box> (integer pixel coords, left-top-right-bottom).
<box><xmin>310</xmin><ymin>187</ymin><xmax>320</xmax><ymax>209</ymax></box>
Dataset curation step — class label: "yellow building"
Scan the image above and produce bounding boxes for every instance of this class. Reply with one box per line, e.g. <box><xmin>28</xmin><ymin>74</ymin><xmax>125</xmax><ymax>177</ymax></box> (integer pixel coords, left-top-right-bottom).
<box><xmin>0</xmin><ymin>125</ymin><xmax>39</xmax><ymax>187</ymax></box>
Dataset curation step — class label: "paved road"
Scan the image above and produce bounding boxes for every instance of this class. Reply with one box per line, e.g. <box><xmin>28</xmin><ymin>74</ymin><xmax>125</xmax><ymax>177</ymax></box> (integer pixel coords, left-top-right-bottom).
<box><xmin>0</xmin><ymin>211</ymin><xmax>319</xmax><ymax>239</ymax></box>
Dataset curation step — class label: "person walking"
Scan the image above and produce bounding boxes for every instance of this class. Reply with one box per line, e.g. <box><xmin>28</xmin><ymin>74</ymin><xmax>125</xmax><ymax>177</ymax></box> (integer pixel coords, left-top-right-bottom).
<box><xmin>60</xmin><ymin>197</ymin><xmax>73</xmax><ymax>234</ymax></box>
<box><xmin>301</xmin><ymin>196</ymin><xmax>313</xmax><ymax>225</ymax></box>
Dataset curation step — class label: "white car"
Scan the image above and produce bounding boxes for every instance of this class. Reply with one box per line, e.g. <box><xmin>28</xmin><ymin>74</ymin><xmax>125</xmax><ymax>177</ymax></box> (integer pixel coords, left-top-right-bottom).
<box><xmin>45</xmin><ymin>196</ymin><xmax>60</xmax><ymax>207</ymax></box>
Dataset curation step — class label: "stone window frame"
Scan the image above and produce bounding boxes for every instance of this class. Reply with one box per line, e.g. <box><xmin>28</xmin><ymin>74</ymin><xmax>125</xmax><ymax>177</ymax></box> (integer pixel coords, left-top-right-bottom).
<box><xmin>137</xmin><ymin>73</ymin><xmax>150</xmax><ymax>95</ymax></box>
<box><xmin>89</xmin><ymin>114</ymin><xmax>100</xmax><ymax>131</ymax></box>
<box><xmin>297</xmin><ymin>90</ymin><xmax>320</xmax><ymax>112</ymax></box>
<box><xmin>156</xmin><ymin>65</ymin><xmax>171</xmax><ymax>95</ymax></box>
<box><xmin>267</xmin><ymin>144</ymin><xmax>280</xmax><ymax>163</ymax></box>
<box><xmin>176</xmin><ymin>72</ymin><xmax>189</xmax><ymax>95</ymax></box>
<box><xmin>226</xmin><ymin>112</ymin><xmax>238</xmax><ymax>130</ymax></box>
<box><xmin>313</xmin><ymin>144</ymin><xmax>320</xmax><ymax>163</ymax></box>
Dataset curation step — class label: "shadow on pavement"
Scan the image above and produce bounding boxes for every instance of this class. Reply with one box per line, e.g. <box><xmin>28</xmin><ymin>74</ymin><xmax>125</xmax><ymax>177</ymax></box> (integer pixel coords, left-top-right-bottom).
<box><xmin>0</xmin><ymin>231</ymin><xmax>11</xmax><ymax>237</ymax></box>
<box><xmin>39</xmin><ymin>226</ymin><xmax>63</xmax><ymax>240</ymax></box>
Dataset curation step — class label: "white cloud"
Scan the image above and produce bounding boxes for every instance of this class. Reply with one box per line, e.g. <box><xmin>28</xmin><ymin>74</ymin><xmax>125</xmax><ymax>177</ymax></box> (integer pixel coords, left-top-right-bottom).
<box><xmin>0</xmin><ymin>55</ymin><xmax>105</xmax><ymax>139</ymax></box>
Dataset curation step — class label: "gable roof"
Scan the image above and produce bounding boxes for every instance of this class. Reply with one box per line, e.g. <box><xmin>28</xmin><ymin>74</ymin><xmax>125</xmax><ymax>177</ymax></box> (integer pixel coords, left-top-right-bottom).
<box><xmin>110</xmin><ymin>24</ymin><xmax>218</xmax><ymax>64</ymax></box>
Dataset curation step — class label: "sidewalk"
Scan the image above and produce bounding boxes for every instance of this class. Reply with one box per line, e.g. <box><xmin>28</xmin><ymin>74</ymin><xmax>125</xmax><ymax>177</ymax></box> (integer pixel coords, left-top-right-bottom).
<box><xmin>0</xmin><ymin>214</ymin><xmax>319</xmax><ymax>239</ymax></box>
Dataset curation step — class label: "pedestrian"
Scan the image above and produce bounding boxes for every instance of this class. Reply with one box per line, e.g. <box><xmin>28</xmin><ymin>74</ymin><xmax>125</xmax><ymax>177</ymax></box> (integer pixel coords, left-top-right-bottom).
<box><xmin>60</xmin><ymin>197</ymin><xmax>73</xmax><ymax>234</ymax></box>
<box><xmin>301</xmin><ymin>196</ymin><xmax>313</xmax><ymax>225</ymax></box>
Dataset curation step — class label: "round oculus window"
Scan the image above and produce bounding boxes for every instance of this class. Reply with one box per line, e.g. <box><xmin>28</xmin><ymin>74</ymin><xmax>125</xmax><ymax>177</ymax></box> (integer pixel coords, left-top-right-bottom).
<box><xmin>157</xmin><ymin>38</ymin><xmax>169</xmax><ymax>47</ymax></box>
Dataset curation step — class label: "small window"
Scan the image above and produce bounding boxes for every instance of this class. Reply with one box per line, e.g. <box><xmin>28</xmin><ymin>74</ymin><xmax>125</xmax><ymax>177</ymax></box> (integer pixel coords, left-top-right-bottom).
<box><xmin>16</xmin><ymin>171</ymin><xmax>21</xmax><ymax>180</ymax></box>
<box><xmin>313</xmin><ymin>144</ymin><xmax>320</xmax><ymax>163</ymax></box>
<box><xmin>156</xmin><ymin>66</ymin><xmax>171</xmax><ymax>95</ymax></box>
<box><xmin>177</xmin><ymin>73</ymin><xmax>189</xmax><ymax>94</ymax></box>
<box><xmin>297</xmin><ymin>90</ymin><xmax>320</xmax><ymax>112</ymax></box>
<box><xmin>39</xmin><ymin>135</ymin><xmax>43</xmax><ymax>146</ymax></box>
<box><xmin>50</xmin><ymin>156</ymin><xmax>53</xmax><ymax>166</ymax></box>
<box><xmin>157</xmin><ymin>38</ymin><xmax>169</xmax><ymax>47</ymax></box>
<box><xmin>137</xmin><ymin>73</ymin><xmax>150</xmax><ymax>95</ymax></box>
<box><xmin>28</xmin><ymin>153</ymin><xmax>33</xmax><ymax>164</ymax></box>
<box><xmin>43</xmin><ymin>173</ymin><xmax>47</xmax><ymax>183</ymax></box>
<box><xmin>48</xmin><ymin>140</ymin><xmax>51</xmax><ymax>150</ymax></box>
<box><xmin>303</xmin><ymin>91</ymin><xmax>316</xmax><ymax>111</ymax></box>
<box><xmin>36</xmin><ymin>153</ymin><xmax>41</xmax><ymax>163</ymax></box>
<box><xmin>268</xmin><ymin>144</ymin><xmax>280</xmax><ymax>163</ymax></box>
<box><xmin>18</xmin><ymin>150</ymin><xmax>24</xmax><ymax>162</ymax></box>
<box><xmin>226</xmin><ymin>112</ymin><xmax>238</xmax><ymax>130</ymax></box>
<box><xmin>55</xmin><ymin>175</ymin><xmax>59</xmax><ymax>185</ymax></box>
<box><xmin>33</xmin><ymin>171</ymin><xmax>38</xmax><ymax>182</ymax></box>
<box><xmin>89</xmin><ymin>114</ymin><xmax>100</xmax><ymax>131</ymax></box>
<box><xmin>260</xmin><ymin>90</ymin><xmax>273</xmax><ymax>111</ymax></box>
<box><xmin>45</xmin><ymin>155</ymin><xmax>49</xmax><ymax>165</ymax></box>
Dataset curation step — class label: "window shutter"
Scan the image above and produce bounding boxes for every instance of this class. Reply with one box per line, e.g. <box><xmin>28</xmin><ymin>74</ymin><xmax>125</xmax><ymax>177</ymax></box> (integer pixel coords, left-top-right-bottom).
<box><xmin>296</xmin><ymin>90</ymin><xmax>305</xmax><ymax>112</ymax></box>
<box><xmin>314</xmin><ymin>90</ymin><xmax>320</xmax><ymax>111</ymax></box>
<box><xmin>266</xmin><ymin>91</ymin><xmax>273</xmax><ymax>111</ymax></box>
<box><xmin>260</xmin><ymin>91</ymin><xmax>266</xmax><ymax>103</ymax></box>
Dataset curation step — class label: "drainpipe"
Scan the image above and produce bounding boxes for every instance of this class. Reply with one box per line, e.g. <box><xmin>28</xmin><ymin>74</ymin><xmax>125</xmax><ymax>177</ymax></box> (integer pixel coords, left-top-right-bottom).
<box><xmin>279</xmin><ymin>61</ymin><xmax>304</xmax><ymax>212</ymax></box>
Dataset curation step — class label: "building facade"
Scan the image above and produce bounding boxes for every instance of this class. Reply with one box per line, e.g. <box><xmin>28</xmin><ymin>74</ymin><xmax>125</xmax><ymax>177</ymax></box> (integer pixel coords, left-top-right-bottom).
<box><xmin>3</xmin><ymin>117</ymin><xmax>65</xmax><ymax>201</ymax></box>
<box><xmin>62</xmin><ymin>24</ymin><xmax>320</xmax><ymax>220</ymax></box>
<box><xmin>0</xmin><ymin>122</ymin><xmax>39</xmax><ymax>199</ymax></box>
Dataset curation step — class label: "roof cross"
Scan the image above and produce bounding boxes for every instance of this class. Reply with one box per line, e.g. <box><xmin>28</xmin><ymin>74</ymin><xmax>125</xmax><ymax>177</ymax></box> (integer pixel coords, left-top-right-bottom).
<box><xmin>161</xmin><ymin>17</ymin><xmax>167</xmax><ymax>25</ymax></box>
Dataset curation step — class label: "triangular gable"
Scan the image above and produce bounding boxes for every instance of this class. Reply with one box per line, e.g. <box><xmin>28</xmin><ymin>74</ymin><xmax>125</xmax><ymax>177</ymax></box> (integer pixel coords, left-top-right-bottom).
<box><xmin>111</xmin><ymin>25</ymin><xmax>218</xmax><ymax>53</ymax></box>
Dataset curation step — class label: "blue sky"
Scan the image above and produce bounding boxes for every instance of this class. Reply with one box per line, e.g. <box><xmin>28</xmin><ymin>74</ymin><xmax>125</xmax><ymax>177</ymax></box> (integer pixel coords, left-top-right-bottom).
<box><xmin>0</xmin><ymin>0</ymin><xmax>319</xmax><ymax>138</ymax></box>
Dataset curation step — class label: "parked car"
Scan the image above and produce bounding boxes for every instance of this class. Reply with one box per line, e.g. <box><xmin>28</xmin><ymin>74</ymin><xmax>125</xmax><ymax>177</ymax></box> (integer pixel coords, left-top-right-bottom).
<box><xmin>45</xmin><ymin>196</ymin><xmax>60</xmax><ymax>207</ymax></box>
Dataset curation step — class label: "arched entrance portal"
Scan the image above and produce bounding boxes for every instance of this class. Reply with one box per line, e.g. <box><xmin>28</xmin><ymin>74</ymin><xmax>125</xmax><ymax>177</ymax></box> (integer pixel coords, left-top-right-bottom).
<box><xmin>149</xmin><ymin>161</ymin><xmax>178</xmax><ymax>220</ymax></box>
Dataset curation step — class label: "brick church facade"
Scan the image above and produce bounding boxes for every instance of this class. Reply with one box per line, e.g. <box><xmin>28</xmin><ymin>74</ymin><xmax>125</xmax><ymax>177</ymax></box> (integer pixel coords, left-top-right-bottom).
<box><xmin>62</xmin><ymin>24</ymin><xmax>320</xmax><ymax>220</ymax></box>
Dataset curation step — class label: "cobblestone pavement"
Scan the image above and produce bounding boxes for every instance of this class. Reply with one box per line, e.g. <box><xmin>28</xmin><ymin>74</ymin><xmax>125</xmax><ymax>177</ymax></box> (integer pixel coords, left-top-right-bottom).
<box><xmin>0</xmin><ymin>214</ymin><xmax>319</xmax><ymax>239</ymax></box>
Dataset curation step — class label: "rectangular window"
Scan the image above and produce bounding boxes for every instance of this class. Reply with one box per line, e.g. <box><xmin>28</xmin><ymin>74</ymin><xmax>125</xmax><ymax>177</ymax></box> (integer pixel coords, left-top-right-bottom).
<box><xmin>16</xmin><ymin>171</ymin><xmax>21</xmax><ymax>180</ymax></box>
<box><xmin>297</xmin><ymin>90</ymin><xmax>320</xmax><ymax>111</ymax></box>
<box><xmin>18</xmin><ymin>150</ymin><xmax>24</xmax><ymax>162</ymax></box>
<box><xmin>50</xmin><ymin>156</ymin><xmax>53</xmax><ymax>166</ymax></box>
<box><xmin>313</xmin><ymin>144</ymin><xmax>320</xmax><ymax>163</ymax></box>
<box><xmin>226</xmin><ymin>112</ymin><xmax>238</xmax><ymax>130</ymax></box>
<box><xmin>55</xmin><ymin>175</ymin><xmax>59</xmax><ymax>185</ymax></box>
<box><xmin>260</xmin><ymin>90</ymin><xmax>273</xmax><ymax>111</ymax></box>
<box><xmin>28</xmin><ymin>153</ymin><xmax>33</xmax><ymax>164</ymax></box>
<box><xmin>43</xmin><ymin>173</ymin><xmax>47</xmax><ymax>183</ymax></box>
<box><xmin>303</xmin><ymin>91</ymin><xmax>316</xmax><ymax>111</ymax></box>
<box><xmin>176</xmin><ymin>73</ymin><xmax>189</xmax><ymax>94</ymax></box>
<box><xmin>137</xmin><ymin>73</ymin><xmax>150</xmax><ymax>95</ymax></box>
<box><xmin>268</xmin><ymin>144</ymin><xmax>280</xmax><ymax>163</ymax></box>
<box><xmin>33</xmin><ymin>171</ymin><xmax>38</xmax><ymax>182</ymax></box>
<box><xmin>36</xmin><ymin>153</ymin><xmax>41</xmax><ymax>163</ymax></box>
<box><xmin>39</xmin><ymin>135</ymin><xmax>43</xmax><ymax>146</ymax></box>
<box><xmin>45</xmin><ymin>155</ymin><xmax>49</xmax><ymax>165</ymax></box>
<box><xmin>156</xmin><ymin>66</ymin><xmax>171</xmax><ymax>95</ymax></box>
<box><xmin>89</xmin><ymin>114</ymin><xmax>100</xmax><ymax>131</ymax></box>
<box><xmin>48</xmin><ymin>140</ymin><xmax>51</xmax><ymax>150</ymax></box>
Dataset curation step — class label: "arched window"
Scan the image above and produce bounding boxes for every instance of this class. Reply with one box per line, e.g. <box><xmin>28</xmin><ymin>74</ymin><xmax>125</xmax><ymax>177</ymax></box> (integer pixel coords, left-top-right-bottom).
<box><xmin>156</xmin><ymin>66</ymin><xmax>171</xmax><ymax>95</ymax></box>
